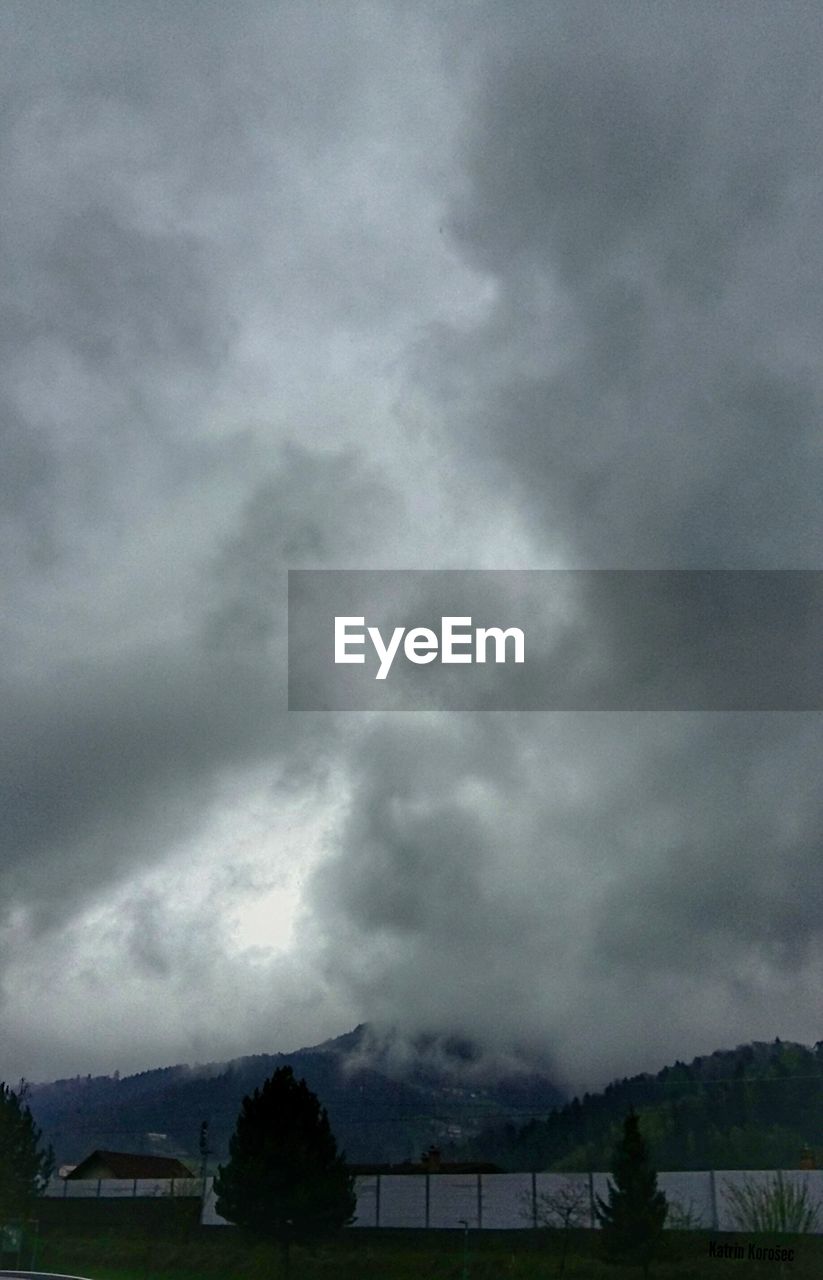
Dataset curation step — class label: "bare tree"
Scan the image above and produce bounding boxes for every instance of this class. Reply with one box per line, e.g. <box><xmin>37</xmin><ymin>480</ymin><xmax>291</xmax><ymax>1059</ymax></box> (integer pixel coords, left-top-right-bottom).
<box><xmin>522</xmin><ymin>1178</ymin><xmax>588</xmax><ymax>1276</ymax></box>
<box><xmin>665</xmin><ymin>1197</ymin><xmax>705</xmax><ymax>1231</ymax></box>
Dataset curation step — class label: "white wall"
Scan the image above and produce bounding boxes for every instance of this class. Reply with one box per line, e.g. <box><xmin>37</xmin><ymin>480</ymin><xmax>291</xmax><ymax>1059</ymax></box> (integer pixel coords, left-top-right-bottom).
<box><xmin>46</xmin><ymin>1176</ymin><xmax>201</xmax><ymax>1199</ymax></box>
<box><xmin>196</xmin><ymin>1169</ymin><xmax>823</xmax><ymax>1232</ymax></box>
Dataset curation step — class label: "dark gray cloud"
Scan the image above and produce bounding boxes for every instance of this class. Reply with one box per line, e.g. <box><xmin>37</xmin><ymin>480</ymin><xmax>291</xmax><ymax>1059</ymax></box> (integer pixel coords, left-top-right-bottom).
<box><xmin>306</xmin><ymin>2</ymin><xmax>823</xmax><ymax>1085</ymax></box>
<box><xmin>0</xmin><ymin>439</ymin><xmax>397</xmax><ymax>939</ymax></box>
<box><xmin>308</xmin><ymin>708</ymin><xmax>823</xmax><ymax>1088</ymax></box>
<box><xmin>2</xmin><ymin>1</ymin><xmax>822</xmax><ymax>1091</ymax></box>
<box><xmin>416</xmin><ymin>1</ymin><xmax>823</xmax><ymax>568</ymax></box>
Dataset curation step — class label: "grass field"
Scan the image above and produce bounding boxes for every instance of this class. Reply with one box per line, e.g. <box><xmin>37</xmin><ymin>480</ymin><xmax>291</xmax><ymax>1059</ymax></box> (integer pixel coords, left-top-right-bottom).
<box><xmin>31</xmin><ymin>1226</ymin><xmax>823</xmax><ymax>1280</ymax></box>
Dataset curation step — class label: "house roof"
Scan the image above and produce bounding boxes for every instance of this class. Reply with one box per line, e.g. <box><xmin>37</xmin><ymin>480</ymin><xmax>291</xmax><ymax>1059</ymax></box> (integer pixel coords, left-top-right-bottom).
<box><xmin>66</xmin><ymin>1150</ymin><xmax>195</xmax><ymax>1180</ymax></box>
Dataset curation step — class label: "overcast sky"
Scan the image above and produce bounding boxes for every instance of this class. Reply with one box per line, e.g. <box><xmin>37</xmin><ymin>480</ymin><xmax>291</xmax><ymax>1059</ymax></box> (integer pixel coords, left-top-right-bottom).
<box><xmin>2</xmin><ymin>1</ymin><xmax>822</xmax><ymax>1093</ymax></box>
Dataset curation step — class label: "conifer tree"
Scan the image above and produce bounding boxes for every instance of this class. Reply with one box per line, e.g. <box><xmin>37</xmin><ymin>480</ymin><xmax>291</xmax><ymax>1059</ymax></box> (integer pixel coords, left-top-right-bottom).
<box><xmin>0</xmin><ymin>1082</ymin><xmax>54</xmax><ymax>1219</ymax></box>
<box><xmin>214</xmin><ymin>1066</ymin><xmax>355</xmax><ymax>1274</ymax></box>
<box><xmin>595</xmin><ymin>1109</ymin><xmax>667</xmax><ymax>1276</ymax></box>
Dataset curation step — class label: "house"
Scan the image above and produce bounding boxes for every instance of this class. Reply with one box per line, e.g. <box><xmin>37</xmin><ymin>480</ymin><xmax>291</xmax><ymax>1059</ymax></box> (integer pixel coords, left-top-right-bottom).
<box><xmin>65</xmin><ymin>1150</ymin><xmax>195</xmax><ymax>1180</ymax></box>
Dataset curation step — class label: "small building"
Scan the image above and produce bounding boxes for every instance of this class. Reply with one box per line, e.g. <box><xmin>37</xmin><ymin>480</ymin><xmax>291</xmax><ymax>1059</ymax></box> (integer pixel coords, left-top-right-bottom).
<box><xmin>65</xmin><ymin>1150</ymin><xmax>194</xmax><ymax>1180</ymax></box>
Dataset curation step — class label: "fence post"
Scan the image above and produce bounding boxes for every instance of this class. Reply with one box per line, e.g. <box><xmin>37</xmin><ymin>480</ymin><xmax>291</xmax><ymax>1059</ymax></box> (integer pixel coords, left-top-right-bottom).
<box><xmin>477</xmin><ymin>1173</ymin><xmax>482</xmax><ymax>1230</ymax></box>
<box><xmin>531</xmin><ymin>1171</ymin><xmax>537</xmax><ymax>1230</ymax></box>
<box><xmin>375</xmin><ymin>1174</ymin><xmax>381</xmax><ymax>1229</ymax></box>
<box><xmin>27</xmin><ymin>1218</ymin><xmax>39</xmax><ymax>1271</ymax></box>
<box><xmin>425</xmin><ymin>1172</ymin><xmax>430</xmax><ymax>1229</ymax></box>
<box><xmin>709</xmin><ymin>1170</ymin><xmax>718</xmax><ymax>1230</ymax></box>
<box><xmin>588</xmin><ymin>1171</ymin><xmax>595</xmax><ymax>1228</ymax></box>
<box><xmin>96</xmin><ymin>1179</ymin><xmax>101</xmax><ymax>1199</ymax></box>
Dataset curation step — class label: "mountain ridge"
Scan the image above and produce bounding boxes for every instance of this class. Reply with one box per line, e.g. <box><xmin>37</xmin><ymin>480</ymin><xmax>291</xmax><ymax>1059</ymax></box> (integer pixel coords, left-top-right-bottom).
<box><xmin>28</xmin><ymin>1030</ymin><xmax>822</xmax><ymax>1173</ymax></box>
<box><xmin>26</xmin><ymin>1023</ymin><xmax>565</xmax><ymax>1167</ymax></box>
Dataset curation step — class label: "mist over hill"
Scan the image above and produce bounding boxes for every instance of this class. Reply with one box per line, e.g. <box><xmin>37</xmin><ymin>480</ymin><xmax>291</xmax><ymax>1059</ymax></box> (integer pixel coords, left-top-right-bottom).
<box><xmin>28</xmin><ymin>1028</ymin><xmax>822</xmax><ymax>1174</ymax></box>
<box><xmin>26</xmin><ymin>1024</ymin><xmax>565</xmax><ymax>1168</ymax></box>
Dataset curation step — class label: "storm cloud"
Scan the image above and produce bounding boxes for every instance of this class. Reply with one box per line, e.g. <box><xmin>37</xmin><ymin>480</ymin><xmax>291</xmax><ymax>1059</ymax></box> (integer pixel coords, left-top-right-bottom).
<box><xmin>1</xmin><ymin>1</ymin><xmax>821</xmax><ymax>1093</ymax></box>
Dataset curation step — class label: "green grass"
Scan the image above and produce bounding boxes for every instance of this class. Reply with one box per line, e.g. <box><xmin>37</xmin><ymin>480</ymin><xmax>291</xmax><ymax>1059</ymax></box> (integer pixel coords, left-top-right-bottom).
<box><xmin>35</xmin><ymin>1226</ymin><xmax>823</xmax><ymax>1280</ymax></box>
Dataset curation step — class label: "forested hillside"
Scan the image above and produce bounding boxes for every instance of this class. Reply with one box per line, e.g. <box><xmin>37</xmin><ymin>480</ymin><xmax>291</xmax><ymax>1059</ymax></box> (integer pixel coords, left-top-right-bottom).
<box><xmin>26</xmin><ymin>1025</ymin><xmax>564</xmax><ymax>1167</ymax></box>
<box><xmin>455</xmin><ymin>1039</ymin><xmax>823</xmax><ymax>1171</ymax></box>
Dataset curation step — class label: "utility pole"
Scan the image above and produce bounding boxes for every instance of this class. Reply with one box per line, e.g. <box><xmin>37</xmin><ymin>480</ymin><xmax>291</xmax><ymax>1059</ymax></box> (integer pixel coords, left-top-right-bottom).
<box><xmin>199</xmin><ymin>1120</ymin><xmax>211</xmax><ymax>1216</ymax></box>
<box><xmin>458</xmin><ymin>1218</ymin><xmax>470</xmax><ymax>1280</ymax></box>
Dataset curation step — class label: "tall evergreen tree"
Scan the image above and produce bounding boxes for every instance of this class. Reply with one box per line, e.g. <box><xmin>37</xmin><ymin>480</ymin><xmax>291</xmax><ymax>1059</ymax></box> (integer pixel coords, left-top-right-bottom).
<box><xmin>595</xmin><ymin>1110</ymin><xmax>667</xmax><ymax>1276</ymax></box>
<box><xmin>214</xmin><ymin>1066</ymin><xmax>355</xmax><ymax>1274</ymax></box>
<box><xmin>0</xmin><ymin>1082</ymin><xmax>54</xmax><ymax>1219</ymax></box>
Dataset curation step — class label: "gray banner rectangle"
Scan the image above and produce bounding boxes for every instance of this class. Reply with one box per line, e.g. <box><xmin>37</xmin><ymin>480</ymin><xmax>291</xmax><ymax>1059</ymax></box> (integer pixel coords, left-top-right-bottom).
<box><xmin>287</xmin><ymin>570</ymin><xmax>822</xmax><ymax>710</ymax></box>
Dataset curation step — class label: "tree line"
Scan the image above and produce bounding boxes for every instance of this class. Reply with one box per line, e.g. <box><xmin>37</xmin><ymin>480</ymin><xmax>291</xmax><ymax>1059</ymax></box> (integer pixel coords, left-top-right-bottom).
<box><xmin>6</xmin><ymin>1058</ymin><xmax>821</xmax><ymax>1280</ymax></box>
<box><xmin>454</xmin><ymin>1039</ymin><xmax>823</xmax><ymax>1171</ymax></box>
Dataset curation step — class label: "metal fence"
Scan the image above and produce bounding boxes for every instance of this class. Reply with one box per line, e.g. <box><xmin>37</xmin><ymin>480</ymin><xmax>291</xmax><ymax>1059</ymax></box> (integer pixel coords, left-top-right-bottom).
<box><xmin>200</xmin><ymin>1169</ymin><xmax>823</xmax><ymax>1232</ymax></box>
<box><xmin>45</xmin><ymin>1169</ymin><xmax>823</xmax><ymax>1233</ymax></box>
<box><xmin>44</xmin><ymin>1177</ymin><xmax>202</xmax><ymax>1200</ymax></box>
